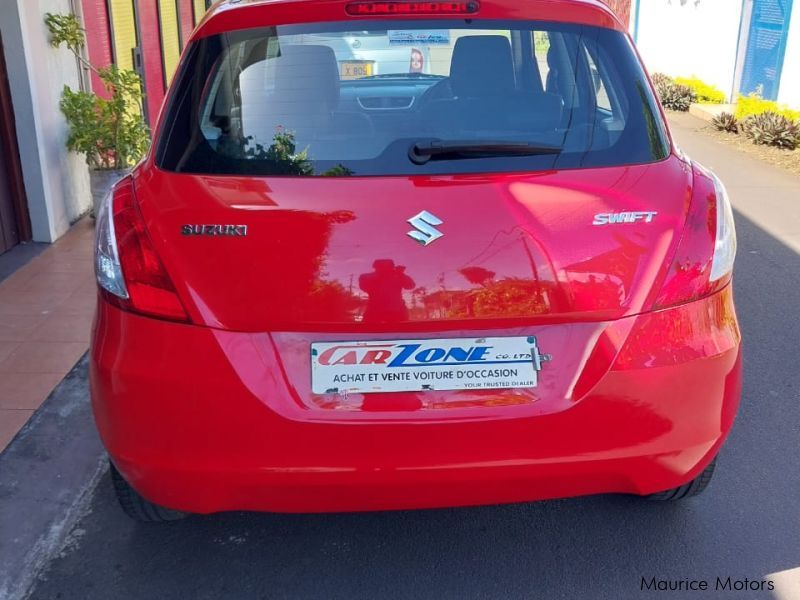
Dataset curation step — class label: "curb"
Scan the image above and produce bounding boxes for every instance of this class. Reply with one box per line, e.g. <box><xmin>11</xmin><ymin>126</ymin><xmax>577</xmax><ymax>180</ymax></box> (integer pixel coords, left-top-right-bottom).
<box><xmin>688</xmin><ymin>102</ymin><xmax>736</xmax><ymax>122</ymax></box>
<box><xmin>0</xmin><ymin>355</ymin><xmax>106</xmax><ymax>600</ymax></box>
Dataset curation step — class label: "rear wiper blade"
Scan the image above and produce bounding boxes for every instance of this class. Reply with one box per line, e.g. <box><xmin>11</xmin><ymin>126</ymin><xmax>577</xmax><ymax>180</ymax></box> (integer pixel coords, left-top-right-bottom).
<box><xmin>409</xmin><ymin>140</ymin><xmax>562</xmax><ymax>165</ymax></box>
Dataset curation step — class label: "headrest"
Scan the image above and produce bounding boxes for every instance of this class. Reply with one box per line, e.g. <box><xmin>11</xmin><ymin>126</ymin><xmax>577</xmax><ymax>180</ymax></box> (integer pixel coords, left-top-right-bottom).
<box><xmin>273</xmin><ymin>44</ymin><xmax>340</xmax><ymax>110</ymax></box>
<box><xmin>547</xmin><ymin>45</ymin><xmax>559</xmax><ymax>70</ymax></box>
<box><xmin>450</xmin><ymin>36</ymin><xmax>515</xmax><ymax>98</ymax></box>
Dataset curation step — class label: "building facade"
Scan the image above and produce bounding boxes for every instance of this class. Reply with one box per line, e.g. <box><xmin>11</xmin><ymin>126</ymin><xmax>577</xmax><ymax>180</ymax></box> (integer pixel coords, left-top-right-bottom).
<box><xmin>80</xmin><ymin>0</ymin><xmax>210</xmax><ymax>127</ymax></box>
<box><xmin>0</xmin><ymin>0</ymin><xmax>210</xmax><ymax>253</ymax></box>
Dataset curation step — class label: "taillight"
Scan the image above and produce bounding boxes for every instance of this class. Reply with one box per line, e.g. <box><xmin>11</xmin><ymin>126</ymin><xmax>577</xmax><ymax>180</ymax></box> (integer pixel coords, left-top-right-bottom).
<box><xmin>95</xmin><ymin>178</ymin><xmax>190</xmax><ymax>323</ymax></box>
<box><xmin>653</xmin><ymin>164</ymin><xmax>737</xmax><ymax>309</ymax></box>
<box><xmin>345</xmin><ymin>1</ymin><xmax>480</xmax><ymax>15</ymax></box>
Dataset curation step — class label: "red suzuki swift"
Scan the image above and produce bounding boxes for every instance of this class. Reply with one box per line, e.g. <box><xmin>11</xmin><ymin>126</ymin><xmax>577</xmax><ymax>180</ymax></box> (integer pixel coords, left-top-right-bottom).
<box><xmin>92</xmin><ymin>0</ymin><xmax>741</xmax><ymax>521</ymax></box>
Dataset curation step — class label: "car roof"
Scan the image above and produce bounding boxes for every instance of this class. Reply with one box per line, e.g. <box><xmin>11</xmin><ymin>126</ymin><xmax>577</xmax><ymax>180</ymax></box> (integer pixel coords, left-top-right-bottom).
<box><xmin>193</xmin><ymin>0</ymin><xmax>624</xmax><ymax>40</ymax></box>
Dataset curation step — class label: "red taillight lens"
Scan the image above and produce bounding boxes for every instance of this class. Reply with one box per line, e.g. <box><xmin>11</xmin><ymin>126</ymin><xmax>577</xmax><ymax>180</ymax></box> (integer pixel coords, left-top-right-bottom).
<box><xmin>106</xmin><ymin>180</ymin><xmax>190</xmax><ymax>323</ymax></box>
<box><xmin>346</xmin><ymin>1</ymin><xmax>479</xmax><ymax>15</ymax></box>
<box><xmin>652</xmin><ymin>164</ymin><xmax>735</xmax><ymax>309</ymax></box>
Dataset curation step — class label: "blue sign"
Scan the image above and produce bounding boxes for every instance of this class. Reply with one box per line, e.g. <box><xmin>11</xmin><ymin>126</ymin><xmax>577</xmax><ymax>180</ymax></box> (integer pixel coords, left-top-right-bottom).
<box><xmin>739</xmin><ymin>0</ymin><xmax>794</xmax><ymax>100</ymax></box>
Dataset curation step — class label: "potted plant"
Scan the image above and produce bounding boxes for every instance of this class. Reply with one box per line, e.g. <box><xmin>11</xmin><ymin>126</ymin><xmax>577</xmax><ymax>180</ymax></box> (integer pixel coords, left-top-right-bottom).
<box><xmin>44</xmin><ymin>13</ymin><xmax>150</xmax><ymax>216</ymax></box>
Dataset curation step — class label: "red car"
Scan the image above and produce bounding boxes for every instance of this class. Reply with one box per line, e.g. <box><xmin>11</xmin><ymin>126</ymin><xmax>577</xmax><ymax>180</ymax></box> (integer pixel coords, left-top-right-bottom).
<box><xmin>92</xmin><ymin>0</ymin><xmax>741</xmax><ymax>521</ymax></box>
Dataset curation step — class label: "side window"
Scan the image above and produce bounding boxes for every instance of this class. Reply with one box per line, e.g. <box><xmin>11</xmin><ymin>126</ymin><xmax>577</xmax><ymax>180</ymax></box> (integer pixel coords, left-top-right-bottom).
<box><xmin>579</xmin><ymin>36</ymin><xmax>631</xmax><ymax>150</ymax></box>
<box><xmin>532</xmin><ymin>31</ymin><xmax>550</xmax><ymax>90</ymax></box>
<box><xmin>583</xmin><ymin>47</ymin><xmax>612</xmax><ymax>111</ymax></box>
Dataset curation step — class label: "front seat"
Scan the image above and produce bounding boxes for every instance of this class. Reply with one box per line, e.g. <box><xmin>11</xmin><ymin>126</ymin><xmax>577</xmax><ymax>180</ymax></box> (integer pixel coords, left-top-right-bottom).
<box><xmin>419</xmin><ymin>36</ymin><xmax>517</xmax><ymax>136</ymax></box>
<box><xmin>421</xmin><ymin>36</ymin><xmax>563</xmax><ymax>136</ymax></box>
<box><xmin>265</xmin><ymin>44</ymin><xmax>341</xmax><ymax>144</ymax></box>
<box><xmin>449</xmin><ymin>35</ymin><xmax>517</xmax><ymax>100</ymax></box>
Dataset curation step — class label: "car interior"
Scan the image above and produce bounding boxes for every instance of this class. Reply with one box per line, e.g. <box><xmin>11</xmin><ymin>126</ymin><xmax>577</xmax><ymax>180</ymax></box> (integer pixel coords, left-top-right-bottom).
<box><xmin>199</xmin><ymin>27</ymin><xmax>629</xmax><ymax>163</ymax></box>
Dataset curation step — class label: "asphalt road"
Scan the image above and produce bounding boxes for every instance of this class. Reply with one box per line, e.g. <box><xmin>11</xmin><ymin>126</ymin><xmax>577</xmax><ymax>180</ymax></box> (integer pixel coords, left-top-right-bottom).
<box><xmin>27</xmin><ymin>117</ymin><xmax>800</xmax><ymax>600</ymax></box>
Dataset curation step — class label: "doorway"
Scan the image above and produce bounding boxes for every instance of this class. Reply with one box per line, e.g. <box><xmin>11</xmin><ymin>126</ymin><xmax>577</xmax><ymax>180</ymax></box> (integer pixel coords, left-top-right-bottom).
<box><xmin>0</xmin><ymin>32</ymin><xmax>31</xmax><ymax>255</ymax></box>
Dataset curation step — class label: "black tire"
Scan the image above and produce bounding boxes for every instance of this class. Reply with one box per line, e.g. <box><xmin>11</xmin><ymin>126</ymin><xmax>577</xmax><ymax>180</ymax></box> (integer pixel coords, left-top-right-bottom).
<box><xmin>646</xmin><ymin>458</ymin><xmax>717</xmax><ymax>501</ymax></box>
<box><xmin>110</xmin><ymin>462</ymin><xmax>187</xmax><ymax>522</ymax></box>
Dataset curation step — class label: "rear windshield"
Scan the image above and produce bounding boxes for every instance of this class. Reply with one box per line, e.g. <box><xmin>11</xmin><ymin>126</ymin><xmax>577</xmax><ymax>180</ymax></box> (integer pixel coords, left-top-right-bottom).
<box><xmin>156</xmin><ymin>20</ymin><xmax>669</xmax><ymax>177</ymax></box>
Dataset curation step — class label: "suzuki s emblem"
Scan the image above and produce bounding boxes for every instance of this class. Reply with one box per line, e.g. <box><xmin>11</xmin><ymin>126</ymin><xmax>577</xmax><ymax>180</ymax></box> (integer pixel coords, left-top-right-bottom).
<box><xmin>407</xmin><ymin>211</ymin><xmax>444</xmax><ymax>246</ymax></box>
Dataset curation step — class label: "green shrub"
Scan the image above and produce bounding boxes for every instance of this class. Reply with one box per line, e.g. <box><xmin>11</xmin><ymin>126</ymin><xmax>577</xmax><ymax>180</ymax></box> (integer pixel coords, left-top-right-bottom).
<box><xmin>675</xmin><ymin>77</ymin><xmax>726</xmax><ymax>104</ymax></box>
<box><xmin>736</xmin><ymin>94</ymin><xmax>800</xmax><ymax>123</ymax></box>
<box><xmin>711</xmin><ymin>112</ymin><xmax>739</xmax><ymax>134</ymax></box>
<box><xmin>650</xmin><ymin>73</ymin><xmax>695</xmax><ymax>111</ymax></box>
<box><xmin>660</xmin><ymin>83</ymin><xmax>696</xmax><ymax>112</ymax></box>
<box><xmin>742</xmin><ymin>111</ymin><xmax>800</xmax><ymax>150</ymax></box>
<box><xmin>46</xmin><ymin>13</ymin><xmax>149</xmax><ymax>169</ymax></box>
<box><xmin>651</xmin><ymin>72</ymin><xmax>673</xmax><ymax>89</ymax></box>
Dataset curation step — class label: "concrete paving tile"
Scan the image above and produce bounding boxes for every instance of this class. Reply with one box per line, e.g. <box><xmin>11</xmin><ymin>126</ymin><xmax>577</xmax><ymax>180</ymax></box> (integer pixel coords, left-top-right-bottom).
<box><xmin>0</xmin><ymin>243</ymin><xmax>48</xmax><ymax>285</ymax></box>
<box><xmin>0</xmin><ymin>341</ymin><xmax>19</xmax><ymax>363</ymax></box>
<box><xmin>0</xmin><ymin>290</ymin><xmax>74</xmax><ymax>316</ymax></box>
<box><xmin>30</xmin><ymin>312</ymin><xmax>94</xmax><ymax>343</ymax></box>
<box><xmin>33</xmin><ymin>259</ymin><xmax>94</xmax><ymax>275</ymax></box>
<box><xmin>0</xmin><ymin>409</ymin><xmax>34</xmax><ymax>452</ymax></box>
<box><xmin>55</xmin><ymin>287</ymin><xmax>97</xmax><ymax>315</ymax></box>
<box><xmin>20</xmin><ymin>271</ymin><xmax>91</xmax><ymax>296</ymax></box>
<box><xmin>0</xmin><ymin>342</ymin><xmax>87</xmax><ymax>374</ymax></box>
<box><xmin>0</xmin><ymin>218</ymin><xmax>95</xmax><ymax>462</ymax></box>
<box><xmin>0</xmin><ymin>373</ymin><xmax>63</xmax><ymax>410</ymax></box>
<box><xmin>0</xmin><ymin>315</ymin><xmax>48</xmax><ymax>342</ymax></box>
<box><xmin>0</xmin><ymin>268</ymin><xmax>37</xmax><ymax>292</ymax></box>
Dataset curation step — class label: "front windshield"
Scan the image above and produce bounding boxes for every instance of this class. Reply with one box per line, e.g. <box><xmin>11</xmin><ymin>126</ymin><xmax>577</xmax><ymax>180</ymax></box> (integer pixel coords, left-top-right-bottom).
<box><xmin>156</xmin><ymin>20</ymin><xmax>669</xmax><ymax>176</ymax></box>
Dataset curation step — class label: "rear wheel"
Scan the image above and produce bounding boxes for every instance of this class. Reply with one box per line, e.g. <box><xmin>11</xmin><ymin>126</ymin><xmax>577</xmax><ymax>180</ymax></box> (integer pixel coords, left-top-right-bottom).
<box><xmin>646</xmin><ymin>458</ymin><xmax>717</xmax><ymax>501</ymax></box>
<box><xmin>110</xmin><ymin>462</ymin><xmax>187</xmax><ymax>522</ymax></box>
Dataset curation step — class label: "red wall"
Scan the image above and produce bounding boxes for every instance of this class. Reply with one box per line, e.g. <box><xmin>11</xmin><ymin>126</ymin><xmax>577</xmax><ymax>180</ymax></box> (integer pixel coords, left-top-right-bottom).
<box><xmin>177</xmin><ymin>0</ymin><xmax>196</xmax><ymax>47</ymax></box>
<box><xmin>602</xmin><ymin>0</ymin><xmax>632</xmax><ymax>27</ymax></box>
<box><xmin>80</xmin><ymin>1</ymin><xmax>201</xmax><ymax>127</ymax></box>
<box><xmin>136</xmin><ymin>0</ymin><xmax>167</xmax><ymax>126</ymax></box>
<box><xmin>80</xmin><ymin>0</ymin><xmax>114</xmax><ymax>98</ymax></box>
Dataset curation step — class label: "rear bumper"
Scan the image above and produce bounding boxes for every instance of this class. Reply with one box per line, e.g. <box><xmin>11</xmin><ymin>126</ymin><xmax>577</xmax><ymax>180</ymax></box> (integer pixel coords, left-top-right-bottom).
<box><xmin>90</xmin><ymin>287</ymin><xmax>741</xmax><ymax>514</ymax></box>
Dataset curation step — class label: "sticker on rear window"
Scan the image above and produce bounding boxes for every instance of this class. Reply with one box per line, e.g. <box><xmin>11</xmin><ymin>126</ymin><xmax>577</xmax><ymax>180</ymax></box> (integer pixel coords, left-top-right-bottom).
<box><xmin>387</xmin><ymin>30</ymin><xmax>451</xmax><ymax>45</ymax></box>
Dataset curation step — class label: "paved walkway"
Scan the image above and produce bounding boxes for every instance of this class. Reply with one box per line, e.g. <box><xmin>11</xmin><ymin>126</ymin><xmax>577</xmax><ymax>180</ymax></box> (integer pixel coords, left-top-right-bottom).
<box><xmin>669</xmin><ymin>112</ymin><xmax>800</xmax><ymax>252</ymax></box>
<box><xmin>0</xmin><ymin>218</ymin><xmax>94</xmax><ymax>451</ymax></box>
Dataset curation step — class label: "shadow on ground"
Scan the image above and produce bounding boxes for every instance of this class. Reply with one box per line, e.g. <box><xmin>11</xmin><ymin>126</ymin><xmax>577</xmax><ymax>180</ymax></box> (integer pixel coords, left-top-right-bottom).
<box><xmin>29</xmin><ymin>212</ymin><xmax>800</xmax><ymax>600</ymax></box>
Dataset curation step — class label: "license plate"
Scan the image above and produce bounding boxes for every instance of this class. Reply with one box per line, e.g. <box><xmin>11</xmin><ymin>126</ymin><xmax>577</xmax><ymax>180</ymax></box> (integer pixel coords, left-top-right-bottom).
<box><xmin>311</xmin><ymin>336</ymin><xmax>550</xmax><ymax>395</ymax></box>
<box><xmin>340</xmin><ymin>61</ymin><xmax>374</xmax><ymax>80</ymax></box>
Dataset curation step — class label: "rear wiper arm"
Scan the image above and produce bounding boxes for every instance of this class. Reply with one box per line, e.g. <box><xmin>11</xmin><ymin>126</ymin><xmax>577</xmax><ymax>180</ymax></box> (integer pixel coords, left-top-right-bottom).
<box><xmin>409</xmin><ymin>140</ymin><xmax>562</xmax><ymax>165</ymax></box>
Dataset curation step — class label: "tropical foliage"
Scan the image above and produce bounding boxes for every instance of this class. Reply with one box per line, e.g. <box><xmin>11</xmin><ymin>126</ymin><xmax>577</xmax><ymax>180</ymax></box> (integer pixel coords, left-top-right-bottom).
<box><xmin>735</xmin><ymin>93</ymin><xmax>800</xmax><ymax>123</ymax></box>
<box><xmin>674</xmin><ymin>76</ymin><xmax>726</xmax><ymax>104</ymax></box>
<box><xmin>652</xmin><ymin>73</ymin><xmax>696</xmax><ymax>112</ymax></box>
<box><xmin>711</xmin><ymin>112</ymin><xmax>739</xmax><ymax>134</ymax></box>
<box><xmin>45</xmin><ymin>13</ymin><xmax>149</xmax><ymax>169</ymax></box>
<box><xmin>742</xmin><ymin>111</ymin><xmax>800</xmax><ymax>150</ymax></box>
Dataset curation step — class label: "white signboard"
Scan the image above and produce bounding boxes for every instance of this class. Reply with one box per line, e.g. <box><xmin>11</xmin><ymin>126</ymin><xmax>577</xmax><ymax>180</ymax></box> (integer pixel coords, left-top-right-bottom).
<box><xmin>311</xmin><ymin>336</ymin><xmax>550</xmax><ymax>395</ymax></box>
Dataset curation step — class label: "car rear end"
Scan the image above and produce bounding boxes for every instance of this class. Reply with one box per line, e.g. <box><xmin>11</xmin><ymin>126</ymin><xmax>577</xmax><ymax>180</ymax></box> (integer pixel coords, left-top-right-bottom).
<box><xmin>91</xmin><ymin>0</ymin><xmax>741</xmax><ymax>515</ymax></box>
